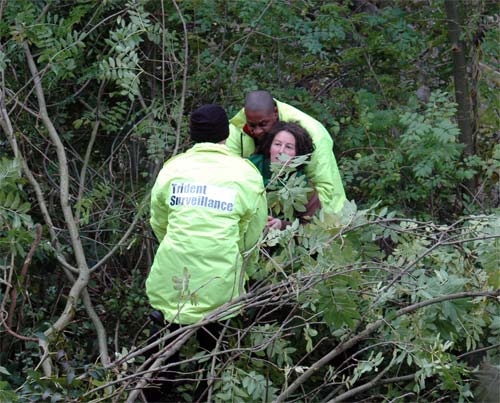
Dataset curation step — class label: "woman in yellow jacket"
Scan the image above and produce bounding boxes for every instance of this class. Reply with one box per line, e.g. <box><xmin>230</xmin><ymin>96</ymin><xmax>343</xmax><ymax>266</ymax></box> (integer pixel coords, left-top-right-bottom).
<box><xmin>147</xmin><ymin>105</ymin><xmax>267</xmax><ymax>325</ymax></box>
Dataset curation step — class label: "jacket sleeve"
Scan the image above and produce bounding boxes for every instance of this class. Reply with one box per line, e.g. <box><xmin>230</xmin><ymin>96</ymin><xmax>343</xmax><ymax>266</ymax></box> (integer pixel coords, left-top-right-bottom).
<box><xmin>306</xmin><ymin>129</ymin><xmax>347</xmax><ymax>214</ymax></box>
<box><xmin>227</xmin><ymin>108</ymin><xmax>257</xmax><ymax>158</ymax></box>
<box><xmin>150</xmin><ymin>175</ymin><xmax>170</xmax><ymax>242</ymax></box>
<box><xmin>226</xmin><ymin>123</ymin><xmax>244</xmax><ymax>156</ymax></box>
<box><xmin>240</xmin><ymin>172</ymin><xmax>267</xmax><ymax>251</ymax></box>
<box><xmin>275</xmin><ymin>100</ymin><xmax>346</xmax><ymax>213</ymax></box>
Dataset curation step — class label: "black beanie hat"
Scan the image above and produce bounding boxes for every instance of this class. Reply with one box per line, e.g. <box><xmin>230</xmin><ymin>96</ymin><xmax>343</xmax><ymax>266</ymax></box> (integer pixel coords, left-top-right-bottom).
<box><xmin>189</xmin><ymin>104</ymin><xmax>229</xmax><ymax>143</ymax></box>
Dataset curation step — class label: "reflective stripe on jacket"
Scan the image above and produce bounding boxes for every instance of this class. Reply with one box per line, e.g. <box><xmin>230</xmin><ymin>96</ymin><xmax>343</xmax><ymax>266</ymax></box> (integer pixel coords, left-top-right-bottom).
<box><xmin>146</xmin><ymin>143</ymin><xmax>267</xmax><ymax>324</ymax></box>
<box><xmin>227</xmin><ymin>99</ymin><xmax>347</xmax><ymax>213</ymax></box>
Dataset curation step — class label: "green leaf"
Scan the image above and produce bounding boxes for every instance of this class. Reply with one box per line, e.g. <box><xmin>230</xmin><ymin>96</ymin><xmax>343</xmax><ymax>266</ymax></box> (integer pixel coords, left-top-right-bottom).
<box><xmin>0</xmin><ymin>366</ymin><xmax>11</xmax><ymax>376</ymax></box>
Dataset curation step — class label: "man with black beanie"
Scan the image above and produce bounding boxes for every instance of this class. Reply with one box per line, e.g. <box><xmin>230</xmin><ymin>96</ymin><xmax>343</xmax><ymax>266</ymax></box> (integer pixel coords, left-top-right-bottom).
<box><xmin>146</xmin><ymin>104</ymin><xmax>267</xmax><ymax>400</ymax></box>
<box><xmin>189</xmin><ymin>104</ymin><xmax>229</xmax><ymax>143</ymax></box>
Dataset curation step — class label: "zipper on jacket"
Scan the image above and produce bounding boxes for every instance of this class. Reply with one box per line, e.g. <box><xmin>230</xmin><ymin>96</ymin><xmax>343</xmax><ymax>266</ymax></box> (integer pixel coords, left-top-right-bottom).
<box><xmin>240</xmin><ymin>131</ymin><xmax>244</xmax><ymax>157</ymax></box>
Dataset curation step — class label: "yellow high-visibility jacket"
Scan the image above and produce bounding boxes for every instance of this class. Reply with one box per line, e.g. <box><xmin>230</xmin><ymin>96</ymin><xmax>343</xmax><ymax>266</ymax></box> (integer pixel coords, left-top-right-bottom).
<box><xmin>147</xmin><ymin>143</ymin><xmax>267</xmax><ymax>324</ymax></box>
<box><xmin>227</xmin><ymin>99</ymin><xmax>346</xmax><ymax>213</ymax></box>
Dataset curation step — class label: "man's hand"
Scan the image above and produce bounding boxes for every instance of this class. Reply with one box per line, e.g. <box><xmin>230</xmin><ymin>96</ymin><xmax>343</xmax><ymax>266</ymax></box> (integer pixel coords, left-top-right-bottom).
<box><xmin>266</xmin><ymin>215</ymin><xmax>282</xmax><ymax>229</ymax></box>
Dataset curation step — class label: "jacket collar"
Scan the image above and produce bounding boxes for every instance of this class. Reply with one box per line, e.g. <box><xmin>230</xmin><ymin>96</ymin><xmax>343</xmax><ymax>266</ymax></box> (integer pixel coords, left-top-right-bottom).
<box><xmin>189</xmin><ymin>142</ymin><xmax>232</xmax><ymax>155</ymax></box>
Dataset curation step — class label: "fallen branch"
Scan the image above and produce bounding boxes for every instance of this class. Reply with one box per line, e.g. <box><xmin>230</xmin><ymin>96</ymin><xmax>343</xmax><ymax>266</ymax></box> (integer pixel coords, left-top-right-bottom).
<box><xmin>275</xmin><ymin>289</ymin><xmax>500</xmax><ymax>402</ymax></box>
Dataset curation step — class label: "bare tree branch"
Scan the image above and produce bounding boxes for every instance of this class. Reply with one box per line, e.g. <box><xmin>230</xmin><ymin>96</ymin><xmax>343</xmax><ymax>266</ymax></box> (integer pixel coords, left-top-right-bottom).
<box><xmin>22</xmin><ymin>41</ymin><xmax>110</xmax><ymax>376</ymax></box>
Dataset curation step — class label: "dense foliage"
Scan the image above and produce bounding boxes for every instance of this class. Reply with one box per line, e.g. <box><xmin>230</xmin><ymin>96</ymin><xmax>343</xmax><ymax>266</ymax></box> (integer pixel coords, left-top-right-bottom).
<box><xmin>0</xmin><ymin>1</ymin><xmax>499</xmax><ymax>402</ymax></box>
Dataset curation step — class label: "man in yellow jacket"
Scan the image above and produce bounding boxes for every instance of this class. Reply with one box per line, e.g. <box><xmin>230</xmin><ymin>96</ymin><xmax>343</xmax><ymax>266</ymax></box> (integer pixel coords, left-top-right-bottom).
<box><xmin>226</xmin><ymin>90</ymin><xmax>347</xmax><ymax>213</ymax></box>
<box><xmin>147</xmin><ymin>104</ymin><xmax>267</xmax><ymax>325</ymax></box>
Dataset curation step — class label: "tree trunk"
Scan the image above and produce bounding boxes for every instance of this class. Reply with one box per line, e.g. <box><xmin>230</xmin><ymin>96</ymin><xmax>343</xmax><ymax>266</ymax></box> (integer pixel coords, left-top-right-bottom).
<box><xmin>444</xmin><ymin>0</ymin><xmax>474</xmax><ymax>156</ymax></box>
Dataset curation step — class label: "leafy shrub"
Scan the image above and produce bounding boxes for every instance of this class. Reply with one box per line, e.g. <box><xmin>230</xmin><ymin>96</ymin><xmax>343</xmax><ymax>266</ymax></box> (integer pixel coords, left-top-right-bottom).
<box><xmin>341</xmin><ymin>91</ymin><xmax>482</xmax><ymax>219</ymax></box>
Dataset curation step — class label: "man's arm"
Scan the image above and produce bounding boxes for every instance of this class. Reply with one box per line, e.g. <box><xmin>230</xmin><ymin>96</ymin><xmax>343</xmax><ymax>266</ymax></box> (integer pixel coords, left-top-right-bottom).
<box><xmin>226</xmin><ymin>123</ymin><xmax>244</xmax><ymax>156</ymax></box>
<box><xmin>243</xmin><ymin>188</ymin><xmax>267</xmax><ymax>250</ymax></box>
<box><xmin>227</xmin><ymin>106</ymin><xmax>258</xmax><ymax>157</ymax></box>
<box><xmin>226</xmin><ymin>123</ymin><xmax>258</xmax><ymax>158</ymax></box>
<box><xmin>273</xmin><ymin>99</ymin><xmax>346</xmax><ymax>213</ymax></box>
<box><xmin>239</xmin><ymin>166</ymin><xmax>268</xmax><ymax>250</ymax></box>
<box><xmin>306</xmin><ymin>132</ymin><xmax>347</xmax><ymax>214</ymax></box>
<box><xmin>150</xmin><ymin>177</ymin><xmax>170</xmax><ymax>241</ymax></box>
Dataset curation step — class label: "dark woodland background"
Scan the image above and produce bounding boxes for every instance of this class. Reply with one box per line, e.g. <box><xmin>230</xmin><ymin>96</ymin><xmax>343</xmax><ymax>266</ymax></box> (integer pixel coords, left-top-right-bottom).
<box><xmin>0</xmin><ymin>1</ymin><xmax>499</xmax><ymax>402</ymax></box>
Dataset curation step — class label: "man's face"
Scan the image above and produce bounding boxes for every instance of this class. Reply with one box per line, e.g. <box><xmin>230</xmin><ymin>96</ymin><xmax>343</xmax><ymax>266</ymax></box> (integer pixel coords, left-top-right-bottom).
<box><xmin>245</xmin><ymin>108</ymin><xmax>278</xmax><ymax>141</ymax></box>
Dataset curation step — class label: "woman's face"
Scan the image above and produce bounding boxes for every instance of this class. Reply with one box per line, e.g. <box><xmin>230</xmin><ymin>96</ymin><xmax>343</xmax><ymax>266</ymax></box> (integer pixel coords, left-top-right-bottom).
<box><xmin>270</xmin><ymin>130</ymin><xmax>297</xmax><ymax>163</ymax></box>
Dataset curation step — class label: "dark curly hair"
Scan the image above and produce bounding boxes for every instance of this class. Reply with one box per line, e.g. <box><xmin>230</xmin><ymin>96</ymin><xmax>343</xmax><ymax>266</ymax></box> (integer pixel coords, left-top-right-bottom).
<box><xmin>257</xmin><ymin>121</ymin><xmax>314</xmax><ymax>159</ymax></box>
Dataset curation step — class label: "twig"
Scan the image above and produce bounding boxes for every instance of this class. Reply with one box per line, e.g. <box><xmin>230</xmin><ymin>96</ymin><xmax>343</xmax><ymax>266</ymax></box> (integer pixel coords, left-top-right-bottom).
<box><xmin>230</xmin><ymin>0</ymin><xmax>275</xmax><ymax>84</ymax></box>
<box><xmin>328</xmin><ymin>358</ymin><xmax>395</xmax><ymax>403</ymax></box>
<box><xmin>457</xmin><ymin>343</ymin><xmax>500</xmax><ymax>360</ymax></box>
<box><xmin>89</xmin><ymin>196</ymin><xmax>147</xmax><ymax>272</ymax></box>
<box><xmin>206</xmin><ymin>320</ymin><xmax>229</xmax><ymax>403</ymax></box>
<box><xmin>171</xmin><ymin>0</ymin><xmax>189</xmax><ymax>157</ymax></box>
<box><xmin>124</xmin><ymin>327</ymin><xmax>196</xmax><ymax>403</ymax></box>
<box><xmin>6</xmin><ymin>224</ymin><xmax>43</xmax><ymax>329</ymax></box>
<box><xmin>364</xmin><ymin>52</ymin><xmax>387</xmax><ymax>103</ymax></box>
<box><xmin>0</xmin><ymin>252</ymin><xmax>38</xmax><ymax>343</ymax></box>
<box><xmin>77</xmin><ymin>80</ymin><xmax>105</xmax><ymax>206</ymax></box>
<box><xmin>0</xmin><ymin>310</ymin><xmax>38</xmax><ymax>342</ymax></box>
